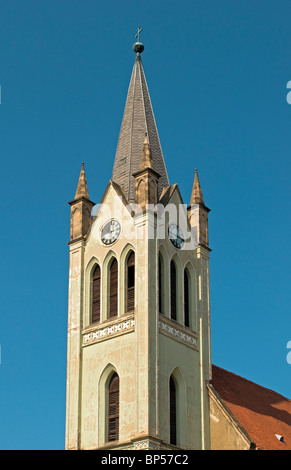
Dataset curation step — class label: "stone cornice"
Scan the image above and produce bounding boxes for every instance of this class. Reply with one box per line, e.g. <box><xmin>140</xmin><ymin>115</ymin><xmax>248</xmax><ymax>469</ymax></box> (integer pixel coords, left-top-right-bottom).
<box><xmin>82</xmin><ymin>313</ymin><xmax>135</xmax><ymax>346</ymax></box>
<box><xmin>159</xmin><ymin>315</ymin><xmax>199</xmax><ymax>350</ymax></box>
<box><xmin>87</xmin><ymin>434</ymin><xmax>186</xmax><ymax>451</ymax></box>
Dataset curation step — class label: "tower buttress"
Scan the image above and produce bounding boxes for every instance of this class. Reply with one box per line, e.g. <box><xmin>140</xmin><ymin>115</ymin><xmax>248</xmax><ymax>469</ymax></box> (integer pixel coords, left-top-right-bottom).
<box><xmin>66</xmin><ymin>162</ymin><xmax>95</xmax><ymax>450</ymax></box>
<box><xmin>187</xmin><ymin>168</ymin><xmax>212</xmax><ymax>448</ymax></box>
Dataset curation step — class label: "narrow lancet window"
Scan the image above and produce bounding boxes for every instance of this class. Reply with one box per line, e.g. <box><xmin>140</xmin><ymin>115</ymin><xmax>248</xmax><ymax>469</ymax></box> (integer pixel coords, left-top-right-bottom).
<box><xmin>126</xmin><ymin>252</ymin><xmax>135</xmax><ymax>312</ymax></box>
<box><xmin>108</xmin><ymin>373</ymin><xmax>119</xmax><ymax>442</ymax></box>
<box><xmin>109</xmin><ymin>259</ymin><xmax>118</xmax><ymax>318</ymax></box>
<box><xmin>170</xmin><ymin>260</ymin><xmax>177</xmax><ymax>321</ymax></box>
<box><xmin>158</xmin><ymin>254</ymin><xmax>163</xmax><ymax>314</ymax></box>
<box><xmin>170</xmin><ymin>376</ymin><xmax>177</xmax><ymax>445</ymax></box>
<box><xmin>184</xmin><ymin>270</ymin><xmax>190</xmax><ymax>327</ymax></box>
<box><xmin>91</xmin><ymin>264</ymin><xmax>101</xmax><ymax>324</ymax></box>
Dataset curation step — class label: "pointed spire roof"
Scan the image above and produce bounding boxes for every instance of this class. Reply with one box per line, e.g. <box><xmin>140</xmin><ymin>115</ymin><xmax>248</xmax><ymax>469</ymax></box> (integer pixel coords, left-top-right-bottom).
<box><xmin>190</xmin><ymin>168</ymin><xmax>205</xmax><ymax>205</ymax></box>
<box><xmin>139</xmin><ymin>133</ymin><xmax>154</xmax><ymax>171</ymax></box>
<box><xmin>74</xmin><ymin>162</ymin><xmax>90</xmax><ymax>200</ymax></box>
<box><xmin>112</xmin><ymin>48</ymin><xmax>169</xmax><ymax>202</ymax></box>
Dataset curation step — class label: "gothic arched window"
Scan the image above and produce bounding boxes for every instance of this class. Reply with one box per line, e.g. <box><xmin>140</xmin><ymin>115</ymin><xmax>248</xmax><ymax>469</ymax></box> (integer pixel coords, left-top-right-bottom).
<box><xmin>126</xmin><ymin>251</ymin><xmax>135</xmax><ymax>312</ymax></box>
<box><xmin>108</xmin><ymin>373</ymin><xmax>119</xmax><ymax>442</ymax></box>
<box><xmin>184</xmin><ymin>269</ymin><xmax>190</xmax><ymax>328</ymax></box>
<box><xmin>158</xmin><ymin>254</ymin><xmax>163</xmax><ymax>314</ymax></box>
<box><xmin>109</xmin><ymin>258</ymin><xmax>118</xmax><ymax>318</ymax></box>
<box><xmin>170</xmin><ymin>260</ymin><xmax>177</xmax><ymax>321</ymax></box>
<box><xmin>148</xmin><ymin>178</ymin><xmax>157</xmax><ymax>205</ymax></box>
<box><xmin>91</xmin><ymin>264</ymin><xmax>101</xmax><ymax>324</ymax></box>
<box><xmin>169</xmin><ymin>376</ymin><xmax>177</xmax><ymax>446</ymax></box>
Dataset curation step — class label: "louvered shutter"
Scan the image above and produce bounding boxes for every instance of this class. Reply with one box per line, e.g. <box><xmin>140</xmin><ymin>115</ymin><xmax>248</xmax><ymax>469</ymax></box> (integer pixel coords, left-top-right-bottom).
<box><xmin>126</xmin><ymin>252</ymin><xmax>135</xmax><ymax>312</ymax></box>
<box><xmin>158</xmin><ymin>255</ymin><xmax>162</xmax><ymax>313</ymax></box>
<box><xmin>170</xmin><ymin>376</ymin><xmax>177</xmax><ymax>445</ymax></box>
<box><xmin>108</xmin><ymin>373</ymin><xmax>119</xmax><ymax>442</ymax></box>
<box><xmin>91</xmin><ymin>265</ymin><xmax>101</xmax><ymax>324</ymax></box>
<box><xmin>109</xmin><ymin>259</ymin><xmax>118</xmax><ymax>318</ymax></box>
<box><xmin>170</xmin><ymin>261</ymin><xmax>177</xmax><ymax>321</ymax></box>
<box><xmin>184</xmin><ymin>270</ymin><xmax>189</xmax><ymax>327</ymax></box>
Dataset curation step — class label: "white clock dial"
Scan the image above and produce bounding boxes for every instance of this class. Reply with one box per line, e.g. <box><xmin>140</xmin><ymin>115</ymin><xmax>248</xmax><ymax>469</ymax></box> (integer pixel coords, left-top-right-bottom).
<box><xmin>168</xmin><ymin>223</ymin><xmax>184</xmax><ymax>249</ymax></box>
<box><xmin>101</xmin><ymin>220</ymin><xmax>121</xmax><ymax>245</ymax></box>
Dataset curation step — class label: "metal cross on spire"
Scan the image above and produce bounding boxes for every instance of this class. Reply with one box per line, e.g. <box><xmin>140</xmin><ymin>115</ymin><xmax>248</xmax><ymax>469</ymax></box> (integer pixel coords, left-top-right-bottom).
<box><xmin>135</xmin><ymin>26</ymin><xmax>143</xmax><ymax>43</ymax></box>
<box><xmin>133</xmin><ymin>27</ymin><xmax>144</xmax><ymax>54</ymax></box>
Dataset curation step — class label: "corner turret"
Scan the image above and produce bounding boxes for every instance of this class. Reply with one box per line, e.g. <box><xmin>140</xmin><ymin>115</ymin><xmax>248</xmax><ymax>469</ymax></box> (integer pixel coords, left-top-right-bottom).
<box><xmin>68</xmin><ymin>163</ymin><xmax>95</xmax><ymax>241</ymax></box>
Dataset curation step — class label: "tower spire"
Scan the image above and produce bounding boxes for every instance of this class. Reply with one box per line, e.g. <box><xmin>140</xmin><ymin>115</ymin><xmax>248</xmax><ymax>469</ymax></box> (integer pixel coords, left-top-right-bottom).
<box><xmin>69</xmin><ymin>162</ymin><xmax>95</xmax><ymax>241</ymax></box>
<box><xmin>188</xmin><ymin>168</ymin><xmax>210</xmax><ymax>248</ymax></box>
<box><xmin>112</xmin><ymin>32</ymin><xmax>169</xmax><ymax>202</ymax></box>
<box><xmin>139</xmin><ymin>133</ymin><xmax>154</xmax><ymax>171</ymax></box>
<box><xmin>75</xmin><ymin>162</ymin><xmax>90</xmax><ymax>200</ymax></box>
<box><xmin>190</xmin><ymin>168</ymin><xmax>205</xmax><ymax>206</ymax></box>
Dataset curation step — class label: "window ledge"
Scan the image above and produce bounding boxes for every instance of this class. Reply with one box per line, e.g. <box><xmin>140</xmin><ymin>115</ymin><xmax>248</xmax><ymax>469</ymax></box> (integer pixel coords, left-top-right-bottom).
<box><xmin>83</xmin><ymin>311</ymin><xmax>135</xmax><ymax>334</ymax></box>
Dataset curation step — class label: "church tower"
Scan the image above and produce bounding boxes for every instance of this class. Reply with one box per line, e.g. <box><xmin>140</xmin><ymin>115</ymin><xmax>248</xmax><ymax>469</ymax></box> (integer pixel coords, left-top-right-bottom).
<box><xmin>65</xmin><ymin>34</ymin><xmax>212</xmax><ymax>450</ymax></box>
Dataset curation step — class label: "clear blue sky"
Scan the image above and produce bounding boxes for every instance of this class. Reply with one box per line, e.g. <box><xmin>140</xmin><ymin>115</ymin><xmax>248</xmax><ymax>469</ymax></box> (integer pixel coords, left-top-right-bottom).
<box><xmin>0</xmin><ymin>0</ymin><xmax>290</xmax><ymax>450</ymax></box>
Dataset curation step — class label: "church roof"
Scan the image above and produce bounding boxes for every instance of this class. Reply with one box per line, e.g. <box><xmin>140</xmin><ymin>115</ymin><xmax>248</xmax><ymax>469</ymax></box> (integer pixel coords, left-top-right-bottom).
<box><xmin>112</xmin><ymin>51</ymin><xmax>169</xmax><ymax>202</ymax></box>
<box><xmin>211</xmin><ymin>365</ymin><xmax>291</xmax><ymax>450</ymax></box>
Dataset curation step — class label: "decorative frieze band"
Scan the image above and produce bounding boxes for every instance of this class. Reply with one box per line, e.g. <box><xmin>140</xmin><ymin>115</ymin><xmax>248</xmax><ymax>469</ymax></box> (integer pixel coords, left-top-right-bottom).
<box><xmin>159</xmin><ymin>316</ymin><xmax>198</xmax><ymax>350</ymax></box>
<box><xmin>83</xmin><ymin>315</ymin><xmax>135</xmax><ymax>346</ymax></box>
<box><xmin>118</xmin><ymin>440</ymin><xmax>161</xmax><ymax>451</ymax></box>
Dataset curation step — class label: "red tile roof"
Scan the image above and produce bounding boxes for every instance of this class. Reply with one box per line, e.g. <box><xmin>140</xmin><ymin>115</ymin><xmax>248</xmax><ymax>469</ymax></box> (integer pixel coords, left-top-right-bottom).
<box><xmin>211</xmin><ymin>365</ymin><xmax>291</xmax><ymax>450</ymax></box>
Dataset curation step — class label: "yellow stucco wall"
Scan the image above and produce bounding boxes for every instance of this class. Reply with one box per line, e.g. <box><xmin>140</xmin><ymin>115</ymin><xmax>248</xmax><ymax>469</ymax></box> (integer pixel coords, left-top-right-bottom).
<box><xmin>66</xmin><ymin>182</ymin><xmax>212</xmax><ymax>450</ymax></box>
<box><xmin>209</xmin><ymin>387</ymin><xmax>251</xmax><ymax>450</ymax></box>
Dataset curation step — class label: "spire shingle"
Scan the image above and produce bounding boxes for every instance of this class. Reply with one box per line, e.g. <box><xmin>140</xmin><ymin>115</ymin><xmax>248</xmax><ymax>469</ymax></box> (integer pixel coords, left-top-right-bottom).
<box><xmin>112</xmin><ymin>54</ymin><xmax>169</xmax><ymax>202</ymax></box>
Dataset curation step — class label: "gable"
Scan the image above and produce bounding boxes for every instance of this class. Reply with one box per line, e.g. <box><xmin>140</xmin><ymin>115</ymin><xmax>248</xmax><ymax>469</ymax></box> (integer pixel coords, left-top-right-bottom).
<box><xmin>211</xmin><ymin>365</ymin><xmax>291</xmax><ymax>450</ymax></box>
<box><xmin>158</xmin><ymin>184</ymin><xmax>197</xmax><ymax>252</ymax></box>
<box><xmin>86</xmin><ymin>180</ymin><xmax>136</xmax><ymax>252</ymax></box>
<box><xmin>208</xmin><ymin>383</ymin><xmax>254</xmax><ymax>450</ymax></box>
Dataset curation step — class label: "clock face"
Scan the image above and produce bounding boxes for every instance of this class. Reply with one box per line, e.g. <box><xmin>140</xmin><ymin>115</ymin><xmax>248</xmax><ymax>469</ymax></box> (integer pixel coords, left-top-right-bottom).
<box><xmin>101</xmin><ymin>220</ymin><xmax>121</xmax><ymax>245</ymax></box>
<box><xmin>168</xmin><ymin>223</ymin><xmax>184</xmax><ymax>249</ymax></box>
